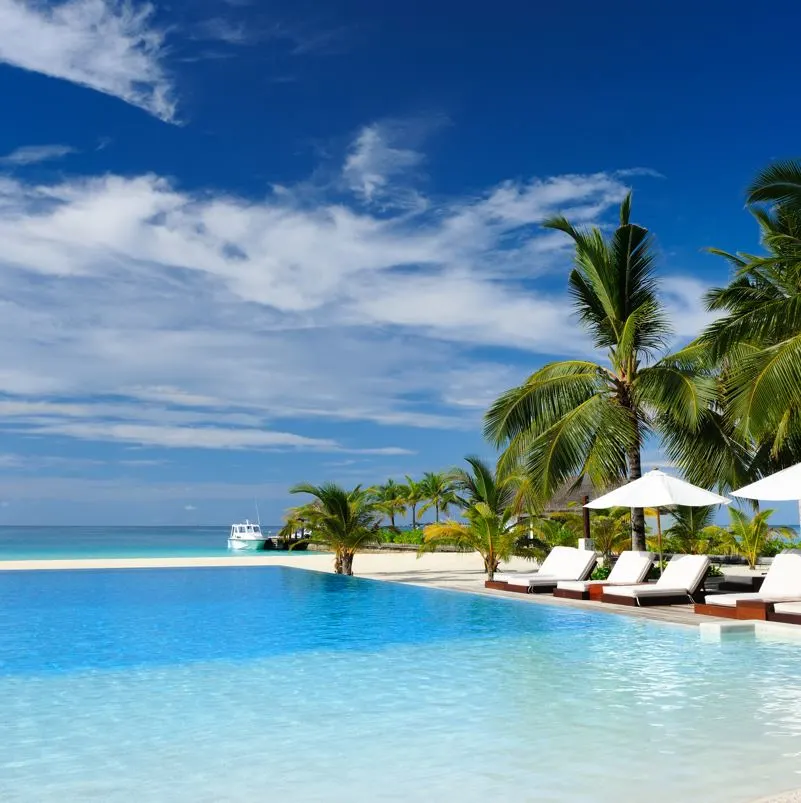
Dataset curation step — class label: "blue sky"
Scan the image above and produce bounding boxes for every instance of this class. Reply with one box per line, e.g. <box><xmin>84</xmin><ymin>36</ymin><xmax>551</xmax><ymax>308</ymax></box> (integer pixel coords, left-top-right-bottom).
<box><xmin>0</xmin><ymin>0</ymin><xmax>799</xmax><ymax>525</ymax></box>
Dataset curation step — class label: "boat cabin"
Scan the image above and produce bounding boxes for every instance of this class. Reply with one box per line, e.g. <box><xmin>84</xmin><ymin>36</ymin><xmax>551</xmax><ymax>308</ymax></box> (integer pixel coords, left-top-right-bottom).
<box><xmin>230</xmin><ymin>522</ymin><xmax>262</xmax><ymax>536</ymax></box>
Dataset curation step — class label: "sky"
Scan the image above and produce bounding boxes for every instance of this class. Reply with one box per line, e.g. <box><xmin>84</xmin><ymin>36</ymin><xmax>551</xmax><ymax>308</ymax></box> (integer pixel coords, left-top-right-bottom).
<box><xmin>0</xmin><ymin>0</ymin><xmax>799</xmax><ymax>525</ymax></box>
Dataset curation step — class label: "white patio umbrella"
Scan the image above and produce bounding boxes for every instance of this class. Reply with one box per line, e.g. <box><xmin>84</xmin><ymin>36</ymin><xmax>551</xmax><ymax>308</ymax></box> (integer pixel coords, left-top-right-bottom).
<box><xmin>731</xmin><ymin>462</ymin><xmax>801</xmax><ymax>525</ymax></box>
<box><xmin>584</xmin><ymin>469</ymin><xmax>731</xmax><ymax>571</ymax></box>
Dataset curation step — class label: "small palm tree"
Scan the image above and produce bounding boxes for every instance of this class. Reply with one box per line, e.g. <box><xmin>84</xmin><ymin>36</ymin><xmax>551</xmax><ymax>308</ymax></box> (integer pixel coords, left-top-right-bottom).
<box><xmin>662</xmin><ymin>505</ymin><xmax>727</xmax><ymax>555</ymax></box>
<box><xmin>589</xmin><ymin>507</ymin><xmax>632</xmax><ymax>565</ymax></box>
<box><xmin>722</xmin><ymin>507</ymin><xmax>795</xmax><ymax>570</ymax></box>
<box><xmin>485</xmin><ymin>194</ymin><xmax>713</xmax><ymax>550</ymax></box>
<box><xmin>528</xmin><ymin>516</ymin><xmax>580</xmax><ymax>553</ymax></box>
<box><xmin>418</xmin><ymin>457</ymin><xmax>539</xmax><ymax>580</ymax></box>
<box><xmin>404</xmin><ymin>475</ymin><xmax>425</xmax><ymax>528</ymax></box>
<box><xmin>289</xmin><ymin>483</ymin><xmax>382</xmax><ymax>575</ymax></box>
<box><xmin>374</xmin><ymin>478</ymin><xmax>408</xmax><ymax>528</ymax></box>
<box><xmin>419</xmin><ymin>471</ymin><xmax>457</xmax><ymax>523</ymax></box>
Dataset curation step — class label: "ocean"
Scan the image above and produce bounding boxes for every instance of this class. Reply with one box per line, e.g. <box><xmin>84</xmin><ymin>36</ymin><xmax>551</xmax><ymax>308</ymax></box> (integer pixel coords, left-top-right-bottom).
<box><xmin>0</xmin><ymin>525</ymin><xmax>295</xmax><ymax>561</ymax></box>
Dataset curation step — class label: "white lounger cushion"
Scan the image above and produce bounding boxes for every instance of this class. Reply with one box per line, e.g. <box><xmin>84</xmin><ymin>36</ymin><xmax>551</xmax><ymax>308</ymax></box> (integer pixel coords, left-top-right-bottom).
<box><xmin>496</xmin><ymin>546</ymin><xmax>595</xmax><ymax>586</ymax></box>
<box><xmin>757</xmin><ymin>551</ymin><xmax>801</xmax><ymax>597</ymax></box>
<box><xmin>556</xmin><ymin>551</ymin><xmax>654</xmax><ymax>592</ymax></box>
<box><xmin>605</xmin><ymin>554</ymin><xmax>709</xmax><ymax>598</ymax></box>
<box><xmin>773</xmin><ymin>602</ymin><xmax>801</xmax><ymax>615</ymax></box>
<box><xmin>609</xmin><ymin>585</ymin><xmax>693</xmax><ymax>599</ymax></box>
<box><xmin>494</xmin><ymin>573</ymin><xmax>556</xmax><ymax>585</ymax></box>
<box><xmin>529</xmin><ymin>547</ymin><xmax>597</xmax><ymax>583</ymax></box>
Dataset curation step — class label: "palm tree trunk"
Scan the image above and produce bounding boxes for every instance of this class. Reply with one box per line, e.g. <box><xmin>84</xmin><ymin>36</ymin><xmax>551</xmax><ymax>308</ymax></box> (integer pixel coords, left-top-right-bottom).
<box><xmin>435</xmin><ymin>501</ymin><xmax>440</xmax><ymax>523</ymax></box>
<box><xmin>627</xmin><ymin>445</ymin><xmax>646</xmax><ymax>551</ymax></box>
<box><xmin>390</xmin><ymin>512</ymin><xmax>396</xmax><ymax>528</ymax></box>
<box><xmin>411</xmin><ymin>504</ymin><xmax>417</xmax><ymax>529</ymax></box>
<box><xmin>334</xmin><ymin>550</ymin><xmax>343</xmax><ymax>574</ymax></box>
<box><xmin>342</xmin><ymin>552</ymin><xmax>354</xmax><ymax>576</ymax></box>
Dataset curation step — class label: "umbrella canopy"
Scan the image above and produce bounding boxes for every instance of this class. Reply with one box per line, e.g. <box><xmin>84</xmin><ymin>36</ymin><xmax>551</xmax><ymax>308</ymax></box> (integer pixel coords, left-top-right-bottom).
<box><xmin>585</xmin><ymin>469</ymin><xmax>730</xmax><ymax>573</ymax></box>
<box><xmin>731</xmin><ymin>463</ymin><xmax>801</xmax><ymax>501</ymax></box>
<box><xmin>585</xmin><ymin>469</ymin><xmax>731</xmax><ymax>509</ymax></box>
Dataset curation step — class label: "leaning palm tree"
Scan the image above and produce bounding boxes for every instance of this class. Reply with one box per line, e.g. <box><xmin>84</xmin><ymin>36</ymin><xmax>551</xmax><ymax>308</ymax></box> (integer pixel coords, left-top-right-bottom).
<box><xmin>485</xmin><ymin>194</ymin><xmax>712</xmax><ymax>550</ymax></box>
<box><xmin>418</xmin><ymin>456</ymin><xmax>539</xmax><ymax>580</ymax></box>
<box><xmin>289</xmin><ymin>483</ymin><xmax>382</xmax><ymax>575</ymax></box>
<box><xmin>373</xmin><ymin>478</ymin><xmax>408</xmax><ymax>528</ymax></box>
<box><xmin>419</xmin><ymin>471</ymin><xmax>457</xmax><ymax>523</ymax></box>
<box><xmin>722</xmin><ymin>507</ymin><xmax>795</xmax><ymax>570</ymax></box>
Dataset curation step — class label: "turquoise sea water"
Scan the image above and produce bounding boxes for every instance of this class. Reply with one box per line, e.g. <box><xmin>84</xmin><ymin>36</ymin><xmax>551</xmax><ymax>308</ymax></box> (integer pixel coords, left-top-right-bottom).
<box><xmin>0</xmin><ymin>525</ymin><xmax>292</xmax><ymax>560</ymax></box>
<box><xmin>2</xmin><ymin>565</ymin><xmax>801</xmax><ymax>801</ymax></box>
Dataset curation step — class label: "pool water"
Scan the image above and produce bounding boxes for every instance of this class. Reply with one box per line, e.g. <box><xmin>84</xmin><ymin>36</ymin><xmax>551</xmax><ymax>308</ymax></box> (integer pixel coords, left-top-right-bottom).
<box><xmin>2</xmin><ymin>566</ymin><xmax>801</xmax><ymax>802</ymax></box>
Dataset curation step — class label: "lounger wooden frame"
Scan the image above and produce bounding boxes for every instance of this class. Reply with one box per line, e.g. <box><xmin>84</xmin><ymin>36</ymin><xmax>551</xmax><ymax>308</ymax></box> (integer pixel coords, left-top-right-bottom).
<box><xmin>767</xmin><ymin>609</ymin><xmax>801</xmax><ymax>625</ymax></box>
<box><xmin>553</xmin><ymin>584</ymin><xmax>608</xmax><ymax>601</ymax></box>
<box><xmin>694</xmin><ymin>599</ymin><xmax>775</xmax><ymax>620</ymax></box>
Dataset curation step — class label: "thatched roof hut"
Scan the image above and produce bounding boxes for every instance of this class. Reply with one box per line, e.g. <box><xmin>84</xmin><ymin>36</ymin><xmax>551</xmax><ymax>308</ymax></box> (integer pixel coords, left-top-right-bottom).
<box><xmin>544</xmin><ymin>475</ymin><xmax>627</xmax><ymax>512</ymax></box>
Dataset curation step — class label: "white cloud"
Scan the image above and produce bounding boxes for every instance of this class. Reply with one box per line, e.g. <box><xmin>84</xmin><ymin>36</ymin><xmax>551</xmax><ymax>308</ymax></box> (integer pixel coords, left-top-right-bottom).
<box><xmin>0</xmin><ymin>0</ymin><xmax>176</xmax><ymax>122</ymax></box>
<box><xmin>184</xmin><ymin>504</ymin><xmax>196</xmax><ymax>510</ymax></box>
<box><xmin>0</xmin><ymin>131</ymin><xmax>707</xmax><ymax>454</ymax></box>
<box><xmin>0</xmin><ymin>144</ymin><xmax>77</xmax><ymax>166</ymax></box>
<box><xmin>342</xmin><ymin>122</ymin><xmax>427</xmax><ymax>205</ymax></box>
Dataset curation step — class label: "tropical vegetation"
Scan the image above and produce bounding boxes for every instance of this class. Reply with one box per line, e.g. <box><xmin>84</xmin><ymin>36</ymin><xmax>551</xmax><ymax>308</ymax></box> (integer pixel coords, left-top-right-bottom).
<box><xmin>484</xmin><ymin>194</ymin><xmax>713</xmax><ymax>551</ymax></box>
<box><xmin>661</xmin><ymin>506</ymin><xmax>726</xmax><ymax>556</ymax></box>
<box><xmin>418</xmin><ymin>457</ymin><xmax>540</xmax><ymax>580</ymax></box>
<box><xmin>284</xmin><ymin>159</ymin><xmax>801</xmax><ymax>571</ymax></box>
<box><xmin>288</xmin><ymin>483</ymin><xmax>383</xmax><ymax>575</ymax></box>
<box><xmin>419</xmin><ymin>471</ymin><xmax>457</xmax><ymax>523</ymax></box>
<box><xmin>721</xmin><ymin>508</ymin><xmax>795</xmax><ymax>570</ymax></box>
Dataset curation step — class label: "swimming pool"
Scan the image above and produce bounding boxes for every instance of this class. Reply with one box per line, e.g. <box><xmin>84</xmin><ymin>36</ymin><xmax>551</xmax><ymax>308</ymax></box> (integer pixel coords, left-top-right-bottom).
<box><xmin>1</xmin><ymin>566</ymin><xmax>800</xmax><ymax>801</ymax></box>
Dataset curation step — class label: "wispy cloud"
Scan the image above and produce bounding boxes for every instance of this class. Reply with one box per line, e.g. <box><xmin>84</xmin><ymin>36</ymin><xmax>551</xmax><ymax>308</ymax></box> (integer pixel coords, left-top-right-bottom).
<box><xmin>0</xmin><ymin>0</ymin><xmax>176</xmax><ymax>122</ymax></box>
<box><xmin>0</xmin><ymin>144</ymin><xmax>77</xmax><ymax>166</ymax></box>
<box><xmin>193</xmin><ymin>14</ymin><xmax>350</xmax><ymax>56</ymax></box>
<box><xmin>0</xmin><ymin>125</ymin><xmax>711</xmax><ymax>454</ymax></box>
<box><xmin>343</xmin><ymin>122</ymin><xmax>427</xmax><ymax>205</ymax></box>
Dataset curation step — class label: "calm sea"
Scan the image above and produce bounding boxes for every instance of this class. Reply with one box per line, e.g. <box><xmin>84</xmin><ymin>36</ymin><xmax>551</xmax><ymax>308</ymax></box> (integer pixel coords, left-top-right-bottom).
<box><xmin>0</xmin><ymin>526</ymin><xmax>294</xmax><ymax>561</ymax></box>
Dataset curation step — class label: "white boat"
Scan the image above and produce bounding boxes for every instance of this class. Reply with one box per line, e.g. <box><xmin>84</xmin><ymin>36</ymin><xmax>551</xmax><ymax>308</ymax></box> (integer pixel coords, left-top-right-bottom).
<box><xmin>228</xmin><ymin>520</ymin><xmax>269</xmax><ymax>551</ymax></box>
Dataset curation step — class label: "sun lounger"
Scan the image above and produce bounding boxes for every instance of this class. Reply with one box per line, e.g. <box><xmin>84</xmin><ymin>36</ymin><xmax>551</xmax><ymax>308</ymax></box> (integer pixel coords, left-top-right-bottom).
<box><xmin>695</xmin><ymin>550</ymin><xmax>801</xmax><ymax>620</ymax></box>
<box><xmin>553</xmin><ymin>551</ymin><xmax>655</xmax><ymax>600</ymax></box>
<box><xmin>600</xmin><ymin>554</ymin><xmax>710</xmax><ymax>606</ymax></box>
<box><xmin>487</xmin><ymin>546</ymin><xmax>597</xmax><ymax>593</ymax></box>
<box><xmin>768</xmin><ymin>601</ymin><xmax>801</xmax><ymax>625</ymax></box>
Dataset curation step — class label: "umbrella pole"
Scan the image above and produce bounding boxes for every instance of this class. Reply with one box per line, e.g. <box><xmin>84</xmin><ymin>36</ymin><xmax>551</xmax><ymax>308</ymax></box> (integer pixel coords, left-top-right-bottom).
<box><xmin>656</xmin><ymin>508</ymin><xmax>663</xmax><ymax>576</ymax></box>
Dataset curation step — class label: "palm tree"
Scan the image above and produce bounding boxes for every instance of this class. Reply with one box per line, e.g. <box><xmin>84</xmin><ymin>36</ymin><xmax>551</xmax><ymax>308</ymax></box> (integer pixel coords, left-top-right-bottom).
<box><xmin>697</xmin><ymin>163</ymin><xmax>801</xmax><ymax>469</ymax></box>
<box><xmin>485</xmin><ymin>194</ymin><xmax>712</xmax><ymax>550</ymax></box>
<box><xmin>418</xmin><ymin>456</ymin><xmax>539</xmax><ymax>580</ymax></box>
<box><xmin>404</xmin><ymin>475</ymin><xmax>425</xmax><ymax>529</ymax></box>
<box><xmin>722</xmin><ymin>507</ymin><xmax>795</xmax><ymax>570</ymax></box>
<box><xmin>289</xmin><ymin>483</ymin><xmax>382</xmax><ymax>575</ymax></box>
<box><xmin>419</xmin><ymin>471</ymin><xmax>457</xmax><ymax>523</ymax></box>
<box><xmin>662</xmin><ymin>505</ymin><xmax>727</xmax><ymax>555</ymax></box>
<box><xmin>374</xmin><ymin>478</ymin><xmax>408</xmax><ymax>528</ymax></box>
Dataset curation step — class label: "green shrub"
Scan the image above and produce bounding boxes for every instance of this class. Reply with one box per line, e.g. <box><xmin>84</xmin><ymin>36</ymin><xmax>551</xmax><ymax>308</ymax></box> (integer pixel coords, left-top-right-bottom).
<box><xmin>591</xmin><ymin>565</ymin><xmax>611</xmax><ymax>581</ymax></box>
